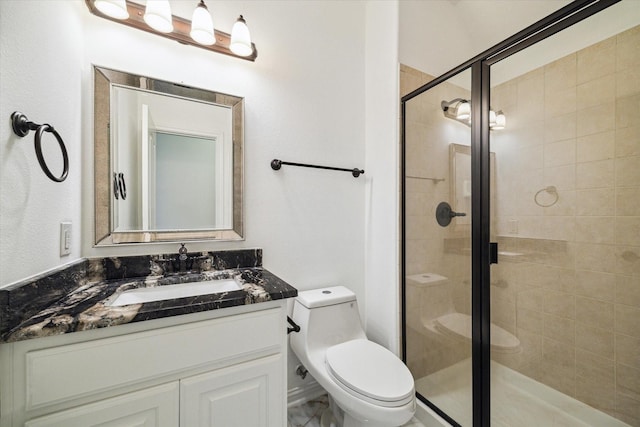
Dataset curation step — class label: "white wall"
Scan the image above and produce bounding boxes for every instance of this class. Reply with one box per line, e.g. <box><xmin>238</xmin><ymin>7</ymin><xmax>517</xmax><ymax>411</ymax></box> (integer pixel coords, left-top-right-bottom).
<box><xmin>0</xmin><ymin>1</ymin><xmax>84</xmax><ymax>286</ymax></box>
<box><xmin>1</xmin><ymin>0</ymin><xmax>372</xmax><ymax>392</ymax></box>
<box><xmin>399</xmin><ymin>0</ymin><xmax>573</xmax><ymax>78</ymax></box>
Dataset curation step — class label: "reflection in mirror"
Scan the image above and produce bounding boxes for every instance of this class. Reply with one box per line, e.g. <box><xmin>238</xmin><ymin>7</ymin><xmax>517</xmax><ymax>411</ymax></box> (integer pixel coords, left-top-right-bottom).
<box><xmin>94</xmin><ymin>66</ymin><xmax>243</xmax><ymax>245</ymax></box>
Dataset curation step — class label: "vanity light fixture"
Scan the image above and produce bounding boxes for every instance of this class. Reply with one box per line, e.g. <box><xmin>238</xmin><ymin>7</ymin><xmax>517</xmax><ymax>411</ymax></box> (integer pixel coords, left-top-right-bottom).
<box><xmin>94</xmin><ymin>0</ymin><xmax>129</xmax><ymax>19</ymax></box>
<box><xmin>441</xmin><ymin>98</ymin><xmax>506</xmax><ymax>130</ymax></box>
<box><xmin>85</xmin><ymin>0</ymin><xmax>257</xmax><ymax>61</ymax></box>
<box><xmin>144</xmin><ymin>0</ymin><xmax>173</xmax><ymax>33</ymax></box>
<box><xmin>190</xmin><ymin>0</ymin><xmax>215</xmax><ymax>45</ymax></box>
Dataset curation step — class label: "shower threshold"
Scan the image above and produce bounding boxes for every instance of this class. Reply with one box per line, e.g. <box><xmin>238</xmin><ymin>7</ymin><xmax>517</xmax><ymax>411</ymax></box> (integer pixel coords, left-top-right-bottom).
<box><xmin>415</xmin><ymin>359</ymin><xmax>629</xmax><ymax>427</ymax></box>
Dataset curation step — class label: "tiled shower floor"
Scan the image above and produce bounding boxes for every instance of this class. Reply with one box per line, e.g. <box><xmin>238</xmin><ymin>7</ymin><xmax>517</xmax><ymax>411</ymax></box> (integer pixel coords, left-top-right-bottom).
<box><xmin>287</xmin><ymin>394</ymin><xmax>425</xmax><ymax>427</ymax></box>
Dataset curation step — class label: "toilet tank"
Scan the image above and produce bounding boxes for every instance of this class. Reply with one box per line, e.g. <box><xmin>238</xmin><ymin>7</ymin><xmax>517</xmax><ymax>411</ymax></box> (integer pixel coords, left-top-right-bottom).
<box><xmin>291</xmin><ymin>286</ymin><xmax>367</xmax><ymax>350</ymax></box>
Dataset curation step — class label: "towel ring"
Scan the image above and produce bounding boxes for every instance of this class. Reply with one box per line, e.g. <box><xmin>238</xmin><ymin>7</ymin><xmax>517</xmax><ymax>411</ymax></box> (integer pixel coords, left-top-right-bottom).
<box><xmin>534</xmin><ymin>186</ymin><xmax>559</xmax><ymax>207</ymax></box>
<box><xmin>11</xmin><ymin>112</ymin><xmax>69</xmax><ymax>183</ymax></box>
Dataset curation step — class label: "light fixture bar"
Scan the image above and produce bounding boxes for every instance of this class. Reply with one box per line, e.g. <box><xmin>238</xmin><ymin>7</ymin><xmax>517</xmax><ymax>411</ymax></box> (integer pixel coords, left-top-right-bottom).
<box><xmin>84</xmin><ymin>0</ymin><xmax>257</xmax><ymax>61</ymax></box>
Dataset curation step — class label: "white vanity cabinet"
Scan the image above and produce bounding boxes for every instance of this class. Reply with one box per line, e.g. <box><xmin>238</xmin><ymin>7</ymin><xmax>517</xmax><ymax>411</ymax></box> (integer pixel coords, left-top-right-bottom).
<box><xmin>0</xmin><ymin>302</ymin><xmax>288</xmax><ymax>427</ymax></box>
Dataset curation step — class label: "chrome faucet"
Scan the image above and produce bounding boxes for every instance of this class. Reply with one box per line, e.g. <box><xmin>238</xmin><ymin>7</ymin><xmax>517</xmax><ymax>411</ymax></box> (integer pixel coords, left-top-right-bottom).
<box><xmin>178</xmin><ymin>243</ymin><xmax>188</xmax><ymax>272</ymax></box>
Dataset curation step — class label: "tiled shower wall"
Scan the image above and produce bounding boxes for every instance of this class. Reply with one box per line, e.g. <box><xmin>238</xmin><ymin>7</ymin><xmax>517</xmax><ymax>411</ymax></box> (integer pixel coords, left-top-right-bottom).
<box><xmin>490</xmin><ymin>25</ymin><xmax>640</xmax><ymax>425</ymax></box>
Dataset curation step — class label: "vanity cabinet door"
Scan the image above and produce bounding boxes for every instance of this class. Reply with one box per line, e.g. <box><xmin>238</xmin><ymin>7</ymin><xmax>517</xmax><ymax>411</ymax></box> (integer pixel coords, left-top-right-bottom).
<box><xmin>180</xmin><ymin>354</ymin><xmax>284</xmax><ymax>427</ymax></box>
<box><xmin>24</xmin><ymin>382</ymin><xmax>179</xmax><ymax>427</ymax></box>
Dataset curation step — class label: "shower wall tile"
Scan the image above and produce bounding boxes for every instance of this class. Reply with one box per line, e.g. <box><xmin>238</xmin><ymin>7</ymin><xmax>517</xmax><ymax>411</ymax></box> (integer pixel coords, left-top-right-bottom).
<box><xmin>615</xmin><ymin>333</ymin><xmax>640</xmax><ymax>369</ymax></box>
<box><xmin>615</xmin><ymin>391</ymin><xmax>640</xmax><ymax>426</ymax></box>
<box><xmin>576</xmin><ymin>130</ymin><xmax>615</xmax><ymax>163</ymax></box>
<box><xmin>575</xmin><ymin>270</ymin><xmax>615</xmax><ymax>302</ymax></box>
<box><xmin>616</xmin><ymin>25</ymin><xmax>640</xmax><ymax>71</ymax></box>
<box><xmin>543</xmin><ymin>290</ymin><xmax>575</xmax><ymax>318</ymax></box>
<box><xmin>577</xmin><ymin>74</ymin><xmax>616</xmax><ymax>109</ymax></box>
<box><xmin>575</xmin><ymin>323</ymin><xmax>614</xmax><ymax>359</ymax></box>
<box><xmin>615</xmin><ymin>304</ymin><xmax>640</xmax><ymax>338</ymax></box>
<box><xmin>615</xmin><ymin>125</ymin><xmax>640</xmax><ymax>157</ymax></box>
<box><xmin>577</xmin><ymin>102</ymin><xmax>616</xmax><ymax>137</ymax></box>
<box><xmin>615</xmin><ymin>246</ymin><xmax>640</xmax><ymax>276</ymax></box>
<box><xmin>575</xmin><ymin>296</ymin><xmax>614</xmax><ymax>329</ymax></box>
<box><xmin>544</xmin><ymin>138</ymin><xmax>576</xmax><ymax>167</ymax></box>
<box><xmin>543</xmin><ymin>313</ymin><xmax>575</xmax><ymax>344</ymax></box>
<box><xmin>574</xmin><ymin>243</ymin><xmax>617</xmax><ymax>273</ymax></box>
<box><xmin>616</xmin><ymin>274</ymin><xmax>640</xmax><ymax>308</ymax></box>
<box><xmin>615</xmin><ymin>94</ymin><xmax>640</xmax><ymax>129</ymax></box>
<box><xmin>576</xmin><ymin>188</ymin><xmax>615</xmax><ymax>216</ymax></box>
<box><xmin>616</xmin><ymin>363</ymin><xmax>640</xmax><ymax>401</ymax></box>
<box><xmin>576</xmin><ymin>159</ymin><xmax>615</xmax><ymax>189</ymax></box>
<box><xmin>545</xmin><ymin>53</ymin><xmax>577</xmax><ymax>91</ymax></box>
<box><xmin>543</xmin><ymin>164</ymin><xmax>576</xmax><ymax>190</ymax></box>
<box><xmin>615</xmin><ymin>217</ymin><xmax>640</xmax><ymax>246</ymax></box>
<box><xmin>616</xmin><ymin>187</ymin><xmax>640</xmax><ymax>216</ymax></box>
<box><xmin>575</xmin><ymin>349</ymin><xmax>616</xmax><ymax>414</ymax></box>
<box><xmin>577</xmin><ymin>37</ymin><xmax>616</xmax><ymax>84</ymax></box>
<box><xmin>615</xmin><ymin>155</ymin><xmax>640</xmax><ymax>186</ymax></box>
<box><xmin>616</xmin><ymin>67</ymin><xmax>640</xmax><ymax>98</ymax></box>
<box><xmin>575</xmin><ymin>216</ymin><xmax>615</xmax><ymax>244</ymax></box>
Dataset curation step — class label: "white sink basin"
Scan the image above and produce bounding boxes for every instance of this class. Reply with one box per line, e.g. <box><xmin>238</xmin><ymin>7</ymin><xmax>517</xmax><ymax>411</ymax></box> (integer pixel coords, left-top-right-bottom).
<box><xmin>108</xmin><ymin>278</ymin><xmax>242</xmax><ymax>307</ymax></box>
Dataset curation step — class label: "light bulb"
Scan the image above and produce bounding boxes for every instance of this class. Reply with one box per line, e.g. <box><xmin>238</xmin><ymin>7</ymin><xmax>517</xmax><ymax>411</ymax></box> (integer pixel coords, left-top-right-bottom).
<box><xmin>190</xmin><ymin>0</ymin><xmax>215</xmax><ymax>45</ymax></box>
<box><xmin>230</xmin><ymin>15</ymin><xmax>253</xmax><ymax>57</ymax></box>
<box><xmin>456</xmin><ymin>101</ymin><xmax>470</xmax><ymax>120</ymax></box>
<box><xmin>144</xmin><ymin>0</ymin><xmax>173</xmax><ymax>33</ymax></box>
<box><xmin>494</xmin><ymin>111</ymin><xmax>506</xmax><ymax>129</ymax></box>
<box><xmin>94</xmin><ymin>0</ymin><xmax>129</xmax><ymax>19</ymax></box>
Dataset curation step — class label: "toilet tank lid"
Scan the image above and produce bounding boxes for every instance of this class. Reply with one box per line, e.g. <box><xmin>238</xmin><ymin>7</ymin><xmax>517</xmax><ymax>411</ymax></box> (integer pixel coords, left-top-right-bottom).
<box><xmin>296</xmin><ymin>286</ymin><xmax>356</xmax><ymax>308</ymax></box>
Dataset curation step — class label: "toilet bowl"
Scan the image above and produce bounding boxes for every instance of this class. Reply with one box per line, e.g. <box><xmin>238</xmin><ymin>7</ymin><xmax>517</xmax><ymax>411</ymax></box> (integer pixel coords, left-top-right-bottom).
<box><xmin>407</xmin><ymin>273</ymin><xmax>521</xmax><ymax>353</ymax></box>
<box><xmin>290</xmin><ymin>286</ymin><xmax>415</xmax><ymax>427</ymax></box>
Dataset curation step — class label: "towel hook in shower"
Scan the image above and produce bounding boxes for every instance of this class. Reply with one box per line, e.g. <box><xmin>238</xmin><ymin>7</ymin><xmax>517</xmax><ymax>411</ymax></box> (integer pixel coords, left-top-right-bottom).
<box><xmin>10</xmin><ymin>112</ymin><xmax>69</xmax><ymax>182</ymax></box>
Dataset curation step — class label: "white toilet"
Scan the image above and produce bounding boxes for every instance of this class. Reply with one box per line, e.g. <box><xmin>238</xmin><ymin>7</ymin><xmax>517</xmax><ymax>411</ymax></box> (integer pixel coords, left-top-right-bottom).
<box><xmin>290</xmin><ymin>286</ymin><xmax>416</xmax><ymax>427</ymax></box>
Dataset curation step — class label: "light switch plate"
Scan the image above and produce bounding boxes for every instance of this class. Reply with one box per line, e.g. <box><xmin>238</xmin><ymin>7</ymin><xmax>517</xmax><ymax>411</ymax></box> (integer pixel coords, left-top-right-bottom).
<box><xmin>60</xmin><ymin>222</ymin><xmax>71</xmax><ymax>256</ymax></box>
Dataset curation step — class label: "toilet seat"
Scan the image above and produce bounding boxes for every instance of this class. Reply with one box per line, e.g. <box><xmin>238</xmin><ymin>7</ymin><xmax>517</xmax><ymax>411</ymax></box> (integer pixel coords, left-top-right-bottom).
<box><xmin>325</xmin><ymin>339</ymin><xmax>415</xmax><ymax>408</ymax></box>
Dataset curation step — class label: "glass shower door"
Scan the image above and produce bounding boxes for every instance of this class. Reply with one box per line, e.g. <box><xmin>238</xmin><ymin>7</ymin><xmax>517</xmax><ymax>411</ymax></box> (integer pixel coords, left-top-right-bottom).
<box><xmin>488</xmin><ymin>1</ymin><xmax>640</xmax><ymax>425</ymax></box>
<box><xmin>403</xmin><ymin>67</ymin><xmax>474</xmax><ymax>426</ymax></box>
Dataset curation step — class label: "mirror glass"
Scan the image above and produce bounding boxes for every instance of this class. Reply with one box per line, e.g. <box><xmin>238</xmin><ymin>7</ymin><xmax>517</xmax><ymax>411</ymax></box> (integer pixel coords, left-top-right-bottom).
<box><xmin>94</xmin><ymin>66</ymin><xmax>244</xmax><ymax>245</ymax></box>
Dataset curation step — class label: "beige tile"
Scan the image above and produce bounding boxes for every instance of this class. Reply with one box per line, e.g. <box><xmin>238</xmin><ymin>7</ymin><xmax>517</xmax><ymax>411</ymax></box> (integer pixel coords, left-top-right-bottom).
<box><xmin>543</xmin><ymin>189</ymin><xmax>575</xmax><ymax>216</ymax></box>
<box><xmin>575</xmin><ymin>217</ymin><xmax>615</xmax><ymax>244</ymax></box>
<box><xmin>576</xmin><ymin>296</ymin><xmax>614</xmax><ymax>330</ymax></box>
<box><xmin>616</xmin><ymin>246</ymin><xmax>640</xmax><ymax>276</ymax></box>
<box><xmin>616</xmin><ymin>363</ymin><xmax>640</xmax><ymax>401</ymax></box>
<box><xmin>517</xmin><ymin>74</ymin><xmax>545</xmax><ymax>121</ymax></box>
<box><xmin>616</xmin><ymin>125</ymin><xmax>640</xmax><ymax>157</ymax></box>
<box><xmin>576</xmin><ymin>189</ymin><xmax>615</xmax><ymax>216</ymax></box>
<box><xmin>544</xmin><ymin>164</ymin><xmax>576</xmax><ymax>191</ymax></box>
<box><xmin>616</xmin><ymin>393</ymin><xmax>640</xmax><ymax>427</ymax></box>
<box><xmin>575</xmin><ymin>349</ymin><xmax>616</xmax><ymax>413</ymax></box>
<box><xmin>577</xmin><ymin>37</ymin><xmax>616</xmax><ymax>84</ymax></box>
<box><xmin>517</xmin><ymin>307</ymin><xmax>544</xmax><ymax>333</ymax></box>
<box><xmin>577</xmin><ymin>102</ymin><xmax>615</xmax><ymax>137</ymax></box>
<box><xmin>543</xmin><ymin>313</ymin><xmax>575</xmax><ymax>344</ymax></box>
<box><xmin>616</xmin><ymin>25</ymin><xmax>640</xmax><ymax>71</ymax></box>
<box><xmin>615</xmin><ymin>217</ymin><xmax>640</xmax><ymax>247</ymax></box>
<box><xmin>545</xmin><ymin>53</ymin><xmax>577</xmax><ymax>91</ymax></box>
<box><xmin>541</xmin><ymin>338</ymin><xmax>576</xmax><ymax>396</ymax></box>
<box><xmin>576</xmin><ymin>323</ymin><xmax>614</xmax><ymax>359</ymax></box>
<box><xmin>517</xmin><ymin>288</ymin><xmax>545</xmax><ymax>312</ymax></box>
<box><xmin>616</xmin><ymin>187</ymin><xmax>640</xmax><ymax>216</ymax></box>
<box><xmin>617</xmin><ymin>67</ymin><xmax>640</xmax><ymax>99</ymax></box>
<box><xmin>576</xmin><ymin>131</ymin><xmax>615</xmax><ymax>163</ymax></box>
<box><xmin>544</xmin><ymin>291</ymin><xmax>575</xmax><ymax>319</ymax></box>
<box><xmin>575</xmin><ymin>243</ymin><xmax>617</xmax><ymax>273</ymax></box>
<box><xmin>575</xmin><ymin>270</ymin><xmax>615</xmax><ymax>302</ymax></box>
<box><xmin>545</xmin><ymin>114</ymin><xmax>576</xmax><ymax>145</ymax></box>
<box><xmin>544</xmin><ymin>139</ymin><xmax>576</xmax><ymax>167</ymax></box>
<box><xmin>616</xmin><ymin>156</ymin><xmax>640</xmax><ymax>187</ymax></box>
<box><xmin>616</xmin><ymin>94</ymin><xmax>640</xmax><ymax>129</ymax></box>
<box><xmin>616</xmin><ymin>274</ymin><xmax>640</xmax><ymax>308</ymax></box>
<box><xmin>577</xmin><ymin>74</ymin><xmax>616</xmax><ymax>110</ymax></box>
<box><xmin>541</xmin><ymin>217</ymin><xmax>575</xmax><ymax>241</ymax></box>
<box><xmin>576</xmin><ymin>159</ymin><xmax>614</xmax><ymax>189</ymax></box>
<box><xmin>616</xmin><ymin>333</ymin><xmax>640</xmax><ymax>369</ymax></box>
<box><xmin>545</xmin><ymin>87</ymin><xmax>577</xmax><ymax>119</ymax></box>
<box><xmin>616</xmin><ymin>304</ymin><xmax>640</xmax><ymax>338</ymax></box>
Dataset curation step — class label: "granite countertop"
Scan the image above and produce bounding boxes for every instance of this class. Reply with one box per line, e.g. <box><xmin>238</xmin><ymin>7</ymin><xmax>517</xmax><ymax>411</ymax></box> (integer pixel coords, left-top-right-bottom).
<box><xmin>0</xmin><ymin>249</ymin><xmax>297</xmax><ymax>343</ymax></box>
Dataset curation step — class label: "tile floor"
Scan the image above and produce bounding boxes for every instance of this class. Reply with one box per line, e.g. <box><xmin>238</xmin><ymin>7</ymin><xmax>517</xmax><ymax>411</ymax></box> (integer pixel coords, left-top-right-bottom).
<box><xmin>287</xmin><ymin>394</ymin><xmax>425</xmax><ymax>427</ymax></box>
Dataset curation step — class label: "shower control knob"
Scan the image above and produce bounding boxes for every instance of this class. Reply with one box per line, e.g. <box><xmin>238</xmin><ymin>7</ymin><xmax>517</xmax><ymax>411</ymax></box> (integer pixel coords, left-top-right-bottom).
<box><xmin>436</xmin><ymin>201</ymin><xmax>466</xmax><ymax>227</ymax></box>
